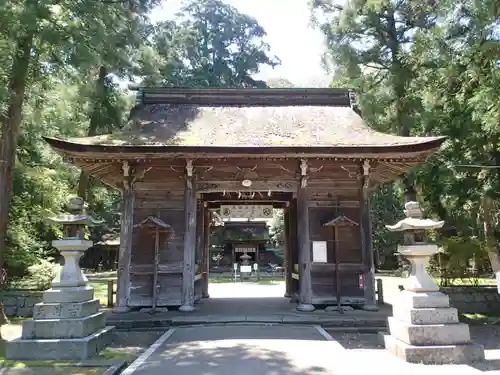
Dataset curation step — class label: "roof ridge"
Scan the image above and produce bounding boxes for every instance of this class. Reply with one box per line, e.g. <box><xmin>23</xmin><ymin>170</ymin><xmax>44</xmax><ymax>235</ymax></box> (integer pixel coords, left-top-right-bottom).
<box><xmin>131</xmin><ymin>87</ymin><xmax>354</xmax><ymax>107</ymax></box>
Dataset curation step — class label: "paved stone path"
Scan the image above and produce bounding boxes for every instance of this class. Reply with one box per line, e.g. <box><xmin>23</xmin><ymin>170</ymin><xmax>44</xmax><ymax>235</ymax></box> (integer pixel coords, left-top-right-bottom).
<box><xmin>107</xmin><ymin>281</ymin><xmax>389</xmax><ymax>329</ymax></box>
<box><xmin>122</xmin><ymin>324</ymin><xmax>498</xmax><ymax>375</ymax></box>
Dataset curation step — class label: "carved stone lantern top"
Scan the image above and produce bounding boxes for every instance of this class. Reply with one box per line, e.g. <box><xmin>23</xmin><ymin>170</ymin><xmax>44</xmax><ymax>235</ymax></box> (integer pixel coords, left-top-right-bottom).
<box><xmin>386</xmin><ymin>201</ymin><xmax>444</xmax><ymax>292</ymax></box>
<box><xmin>48</xmin><ymin>196</ymin><xmax>103</xmax><ymax>240</ymax></box>
<box><xmin>386</xmin><ymin>201</ymin><xmax>444</xmax><ymax>246</ymax></box>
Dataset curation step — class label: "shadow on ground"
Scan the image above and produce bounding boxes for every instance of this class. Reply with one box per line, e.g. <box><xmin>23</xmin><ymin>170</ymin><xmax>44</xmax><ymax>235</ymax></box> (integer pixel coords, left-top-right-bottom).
<box><xmin>134</xmin><ymin>325</ymin><xmax>331</xmax><ymax>375</ymax></box>
<box><xmin>142</xmin><ymin>342</ymin><xmax>328</xmax><ymax>375</ymax></box>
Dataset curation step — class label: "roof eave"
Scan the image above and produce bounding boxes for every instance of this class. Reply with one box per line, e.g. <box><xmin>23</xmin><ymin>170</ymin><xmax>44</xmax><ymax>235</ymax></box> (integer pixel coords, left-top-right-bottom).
<box><xmin>44</xmin><ymin>136</ymin><xmax>447</xmax><ymax>159</ymax></box>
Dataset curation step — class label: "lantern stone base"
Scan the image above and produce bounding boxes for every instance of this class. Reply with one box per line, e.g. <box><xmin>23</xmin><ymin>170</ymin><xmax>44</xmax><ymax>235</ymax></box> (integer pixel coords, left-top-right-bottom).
<box><xmin>6</xmin><ymin>291</ymin><xmax>114</xmax><ymax>360</ymax></box>
<box><xmin>384</xmin><ymin>291</ymin><xmax>485</xmax><ymax>364</ymax></box>
<box><xmin>6</xmin><ymin>326</ymin><xmax>114</xmax><ymax>360</ymax></box>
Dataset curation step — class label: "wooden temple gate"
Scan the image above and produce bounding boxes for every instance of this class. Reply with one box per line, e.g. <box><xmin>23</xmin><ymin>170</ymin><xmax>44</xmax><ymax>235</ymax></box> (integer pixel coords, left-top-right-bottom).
<box><xmin>43</xmin><ymin>87</ymin><xmax>445</xmax><ymax>313</ymax></box>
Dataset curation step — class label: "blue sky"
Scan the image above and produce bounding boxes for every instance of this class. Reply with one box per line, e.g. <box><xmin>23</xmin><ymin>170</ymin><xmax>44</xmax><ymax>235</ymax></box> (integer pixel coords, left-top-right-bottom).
<box><xmin>149</xmin><ymin>0</ymin><xmax>330</xmax><ymax>87</ymax></box>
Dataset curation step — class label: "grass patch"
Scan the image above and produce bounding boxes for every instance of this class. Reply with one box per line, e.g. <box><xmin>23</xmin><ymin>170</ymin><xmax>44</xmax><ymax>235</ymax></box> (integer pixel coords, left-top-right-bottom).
<box><xmin>88</xmin><ymin>279</ymin><xmax>115</xmax><ymax>307</ymax></box>
<box><xmin>460</xmin><ymin>313</ymin><xmax>500</xmax><ymax>325</ymax></box>
<box><xmin>95</xmin><ymin>347</ymin><xmax>138</xmax><ymax>362</ymax></box>
<box><xmin>435</xmin><ymin>277</ymin><xmax>497</xmax><ymax>286</ymax></box>
<box><xmin>0</xmin><ymin>341</ymin><xmax>104</xmax><ymax>374</ymax></box>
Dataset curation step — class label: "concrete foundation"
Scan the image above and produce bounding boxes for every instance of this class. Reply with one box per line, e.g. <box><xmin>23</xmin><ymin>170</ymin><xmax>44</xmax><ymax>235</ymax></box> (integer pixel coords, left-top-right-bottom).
<box><xmin>385</xmin><ymin>290</ymin><xmax>485</xmax><ymax>364</ymax></box>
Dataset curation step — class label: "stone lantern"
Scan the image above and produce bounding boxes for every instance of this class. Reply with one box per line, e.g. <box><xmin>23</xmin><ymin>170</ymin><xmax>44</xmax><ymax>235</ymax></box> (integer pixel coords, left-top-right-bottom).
<box><xmin>47</xmin><ymin>196</ymin><xmax>103</xmax><ymax>299</ymax></box>
<box><xmin>383</xmin><ymin>201</ymin><xmax>484</xmax><ymax>364</ymax></box>
<box><xmin>6</xmin><ymin>196</ymin><xmax>114</xmax><ymax>360</ymax></box>
<box><xmin>239</xmin><ymin>253</ymin><xmax>252</xmax><ymax>280</ymax></box>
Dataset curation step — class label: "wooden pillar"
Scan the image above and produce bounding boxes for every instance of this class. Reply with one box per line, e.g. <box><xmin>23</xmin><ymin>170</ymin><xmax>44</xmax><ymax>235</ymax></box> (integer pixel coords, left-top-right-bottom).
<box><xmin>113</xmin><ymin>182</ymin><xmax>135</xmax><ymax>313</ymax></box>
<box><xmin>194</xmin><ymin>200</ymin><xmax>202</xmax><ymax>301</ymax></box>
<box><xmin>202</xmin><ymin>205</ymin><xmax>210</xmax><ymax>298</ymax></box>
<box><xmin>180</xmin><ymin>170</ymin><xmax>197</xmax><ymax>312</ymax></box>
<box><xmin>360</xmin><ymin>160</ymin><xmax>378</xmax><ymax>310</ymax></box>
<box><xmin>289</xmin><ymin>198</ymin><xmax>299</xmax><ymax>300</ymax></box>
<box><xmin>296</xmin><ymin>183</ymin><xmax>315</xmax><ymax>312</ymax></box>
<box><xmin>283</xmin><ymin>205</ymin><xmax>292</xmax><ymax>298</ymax></box>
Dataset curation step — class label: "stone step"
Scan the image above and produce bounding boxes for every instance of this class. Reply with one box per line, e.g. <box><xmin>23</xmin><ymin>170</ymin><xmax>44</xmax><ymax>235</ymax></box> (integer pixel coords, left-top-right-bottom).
<box><xmin>397</xmin><ymin>291</ymin><xmax>450</xmax><ymax>309</ymax></box>
<box><xmin>106</xmin><ymin>315</ymin><xmax>388</xmax><ymax>330</ymax></box>
<box><xmin>388</xmin><ymin>317</ymin><xmax>471</xmax><ymax>346</ymax></box>
<box><xmin>392</xmin><ymin>306</ymin><xmax>459</xmax><ymax>325</ymax></box>
<box><xmin>43</xmin><ymin>286</ymin><xmax>95</xmax><ymax>304</ymax></box>
<box><xmin>6</xmin><ymin>326</ymin><xmax>115</xmax><ymax>361</ymax></box>
<box><xmin>33</xmin><ymin>299</ymin><xmax>100</xmax><ymax>320</ymax></box>
<box><xmin>383</xmin><ymin>334</ymin><xmax>485</xmax><ymax>365</ymax></box>
<box><xmin>21</xmin><ymin>312</ymin><xmax>106</xmax><ymax>339</ymax></box>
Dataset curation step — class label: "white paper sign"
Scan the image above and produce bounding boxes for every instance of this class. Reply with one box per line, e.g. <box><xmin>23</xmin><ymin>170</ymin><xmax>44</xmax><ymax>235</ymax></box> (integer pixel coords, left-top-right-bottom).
<box><xmin>234</xmin><ymin>246</ymin><xmax>256</xmax><ymax>253</ymax></box>
<box><xmin>312</xmin><ymin>241</ymin><xmax>328</xmax><ymax>263</ymax></box>
<box><xmin>240</xmin><ymin>265</ymin><xmax>252</xmax><ymax>273</ymax></box>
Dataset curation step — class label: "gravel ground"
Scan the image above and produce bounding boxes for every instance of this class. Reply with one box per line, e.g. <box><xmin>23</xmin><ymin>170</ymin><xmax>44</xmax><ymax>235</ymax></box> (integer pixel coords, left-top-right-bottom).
<box><xmin>100</xmin><ymin>330</ymin><xmax>164</xmax><ymax>361</ymax></box>
<box><xmin>328</xmin><ymin>325</ymin><xmax>500</xmax><ymax>372</ymax></box>
<box><xmin>328</xmin><ymin>325</ymin><xmax>500</xmax><ymax>351</ymax></box>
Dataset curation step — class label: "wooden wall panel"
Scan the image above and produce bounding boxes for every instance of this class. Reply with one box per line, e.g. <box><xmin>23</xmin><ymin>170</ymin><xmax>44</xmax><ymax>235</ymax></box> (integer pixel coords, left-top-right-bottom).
<box><xmin>157</xmin><ymin>274</ymin><xmax>182</xmax><ymax>306</ymax></box>
<box><xmin>307</xmin><ymin>188</ymin><xmax>365</xmax><ymax>305</ymax></box>
<box><xmin>128</xmin><ymin>193</ymin><xmax>187</xmax><ymax>307</ymax></box>
<box><xmin>338</xmin><ymin>269</ymin><xmax>364</xmax><ymax>298</ymax></box>
<box><xmin>311</xmin><ymin>264</ymin><xmax>335</xmax><ymax>298</ymax></box>
<box><xmin>335</xmin><ymin>206</ymin><xmax>362</xmax><ymax>264</ymax></box>
<box><xmin>128</xmin><ymin>274</ymin><xmax>153</xmax><ymax>307</ymax></box>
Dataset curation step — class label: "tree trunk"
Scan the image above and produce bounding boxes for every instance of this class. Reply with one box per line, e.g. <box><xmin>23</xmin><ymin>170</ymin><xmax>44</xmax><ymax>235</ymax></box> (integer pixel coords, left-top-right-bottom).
<box><xmin>483</xmin><ymin>195</ymin><xmax>500</xmax><ymax>293</ymax></box>
<box><xmin>76</xmin><ymin>66</ymin><xmax>108</xmax><ymax>201</ymax></box>
<box><xmin>386</xmin><ymin>8</ymin><xmax>416</xmax><ymax>203</ymax></box>
<box><xmin>0</xmin><ymin>29</ymin><xmax>36</xmax><ymax>337</ymax></box>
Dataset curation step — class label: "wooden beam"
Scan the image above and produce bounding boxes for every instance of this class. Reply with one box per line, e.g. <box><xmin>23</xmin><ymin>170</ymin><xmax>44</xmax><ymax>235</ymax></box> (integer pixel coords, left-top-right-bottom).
<box><xmin>197</xmin><ymin>180</ymin><xmax>298</xmax><ymax>192</ymax></box>
<box><xmin>202</xmin><ymin>192</ymin><xmax>293</xmax><ymax>202</ymax></box>
<box><xmin>202</xmin><ymin>207</ymin><xmax>210</xmax><ymax>298</ymax></box>
<box><xmin>113</xmin><ymin>176</ymin><xmax>135</xmax><ymax>313</ymax></box>
<box><xmin>296</xmin><ymin>179</ymin><xmax>315</xmax><ymax>311</ymax></box>
<box><xmin>360</xmin><ymin>160</ymin><xmax>378</xmax><ymax>310</ymax></box>
<box><xmin>180</xmin><ymin>173</ymin><xmax>197</xmax><ymax>312</ymax></box>
<box><xmin>289</xmin><ymin>198</ymin><xmax>299</xmax><ymax>299</ymax></box>
<box><xmin>205</xmin><ymin>201</ymin><xmax>287</xmax><ymax>209</ymax></box>
<box><xmin>284</xmin><ymin>206</ymin><xmax>292</xmax><ymax>298</ymax></box>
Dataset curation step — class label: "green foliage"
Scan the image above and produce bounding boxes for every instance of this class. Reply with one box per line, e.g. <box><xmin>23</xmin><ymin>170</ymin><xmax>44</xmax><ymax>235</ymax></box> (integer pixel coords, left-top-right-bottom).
<box><xmin>268</xmin><ymin>210</ymin><xmax>285</xmax><ymax>246</ymax></box>
<box><xmin>8</xmin><ymin>258</ymin><xmax>60</xmax><ymax>290</ymax></box>
<box><xmin>311</xmin><ymin>0</ymin><xmax>500</xmax><ymax>273</ymax></box>
<box><xmin>370</xmin><ymin>184</ymin><xmax>405</xmax><ymax>269</ymax></box>
<box><xmin>0</xmin><ymin>0</ymin><xmax>279</xmax><ymax>280</ymax></box>
<box><xmin>139</xmin><ymin>0</ymin><xmax>279</xmax><ymax>88</ymax></box>
<box><xmin>434</xmin><ymin>237</ymin><xmax>491</xmax><ymax>286</ymax></box>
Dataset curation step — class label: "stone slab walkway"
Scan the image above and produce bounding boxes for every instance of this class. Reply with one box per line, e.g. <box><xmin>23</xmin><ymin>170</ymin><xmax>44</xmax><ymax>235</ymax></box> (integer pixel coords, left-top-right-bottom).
<box><xmin>120</xmin><ymin>325</ymin><xmax>498</xmax><ymax>375</ymax></box>
<box><xmin>122</xmin><ymin>325</ymin><xmax>336</xmax><ymax>375</ymax></box>
<box><xmin>107</xmin><ymin>282</ymin><xmax>389</xmax><ymax>329</ymax></box>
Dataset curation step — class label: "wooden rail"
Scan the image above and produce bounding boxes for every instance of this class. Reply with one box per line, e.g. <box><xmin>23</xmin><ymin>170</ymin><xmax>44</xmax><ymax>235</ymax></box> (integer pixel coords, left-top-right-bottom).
<box><xmin>375</xmin><ymin>278</ymin><xmax>384</xmax><ymax>305</ymax></box>
<box><xmin>107</xmin><ymin>279</ymin><xmax>116</xmax><ymax>308</ymax></box>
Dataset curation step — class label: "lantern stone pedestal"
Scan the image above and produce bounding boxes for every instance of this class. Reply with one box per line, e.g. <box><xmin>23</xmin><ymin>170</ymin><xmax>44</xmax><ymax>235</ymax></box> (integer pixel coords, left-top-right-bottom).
<box><xmin>383</xmin><ymin>202</ymin><xmax>485</xmax><ymax>364</ymax></box>
<box><xmin>6</xmin><ymin>198</ymin><xmax>114</xmax><ymax>360</ymax></box>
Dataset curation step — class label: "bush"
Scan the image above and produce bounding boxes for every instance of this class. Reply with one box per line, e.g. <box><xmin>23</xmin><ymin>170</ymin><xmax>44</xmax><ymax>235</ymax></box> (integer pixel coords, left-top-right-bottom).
<box><xmin>431</xmin><ymin>236</ymin><xmax>491</xmax><ymax>286</ymax></box>
<box><xmin>25</xmin><ymin>259</ymin><xmax>60</xmax><ymax>290</ymax></box>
